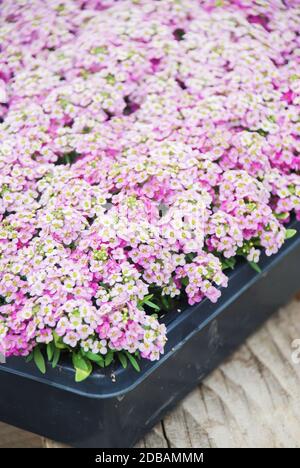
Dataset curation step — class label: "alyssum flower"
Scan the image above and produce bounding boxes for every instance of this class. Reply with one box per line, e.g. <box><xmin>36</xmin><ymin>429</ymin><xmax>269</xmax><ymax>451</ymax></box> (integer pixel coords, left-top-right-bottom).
<box><xmin>0</xmin><ymin>0</ymin><xmax>299</xmax><ymax>381</ymax></box>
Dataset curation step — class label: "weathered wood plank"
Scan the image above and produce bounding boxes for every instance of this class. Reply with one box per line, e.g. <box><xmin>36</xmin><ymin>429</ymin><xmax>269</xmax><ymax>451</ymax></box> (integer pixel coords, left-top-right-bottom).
<box><xmin>42</xmin><ymin>438</ymin><xmax>68</xmax><ymax>448</ymax></box>
<box><xmin>135</xmin><ymin>422</ymin><xmax>169</xmax><ymax>448</ymax></box>
<box><xmin>160</xmin><ymin>300</ymin><xmax>300</xmax><ymax>448</ymax></box>
<box><xmin>0</xmin><ymin>422</ymin><xmax>43</xmax><ymax>448</ymax></box>
<box><xmin>1</xmin><ymin>298</ymin><xmax>300</xmax><ymax>448</ymax></box>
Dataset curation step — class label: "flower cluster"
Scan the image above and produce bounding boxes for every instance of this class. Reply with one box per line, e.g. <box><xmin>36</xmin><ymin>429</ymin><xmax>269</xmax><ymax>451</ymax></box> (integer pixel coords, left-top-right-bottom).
<box><xmin>0</xmin><ymin>1</ymin><xmax>299</xmax><ymax>378</ymax></box>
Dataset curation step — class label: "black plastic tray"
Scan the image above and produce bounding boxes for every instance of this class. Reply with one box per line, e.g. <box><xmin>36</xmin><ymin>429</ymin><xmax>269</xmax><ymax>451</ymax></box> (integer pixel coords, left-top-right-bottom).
<box><xmin>0</xmin><ymin>219</ymin><xmax>300</xmax><ymax>448</ymax></box>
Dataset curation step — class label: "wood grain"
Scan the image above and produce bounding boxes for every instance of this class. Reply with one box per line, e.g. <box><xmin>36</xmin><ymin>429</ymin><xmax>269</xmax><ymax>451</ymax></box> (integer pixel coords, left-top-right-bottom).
<box><xmin>0</xmin><ymin>422</ymin><xmax>42</xmax><ymax>448</ymax></box>
<box><xmin>1</xmin><ymin>298</ymin><xmax>300</xmax><ymax>448</ymax></box>
<box><xmin>148</xmin><ymin>299</ymin><xmax>300</xmax><ymax>449</ymax></box>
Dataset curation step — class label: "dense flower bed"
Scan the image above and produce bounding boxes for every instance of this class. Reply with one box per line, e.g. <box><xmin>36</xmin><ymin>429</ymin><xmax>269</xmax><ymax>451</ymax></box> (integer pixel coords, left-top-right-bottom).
<box><xmin>0</xmin><ymin>0</ymin><xmax>299</xmax><ymax>381</ymax></box>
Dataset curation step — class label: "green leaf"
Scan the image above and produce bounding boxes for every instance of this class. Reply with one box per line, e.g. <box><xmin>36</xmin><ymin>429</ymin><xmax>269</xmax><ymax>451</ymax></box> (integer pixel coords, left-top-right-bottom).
<box><xmin>161</xmin><ymin>295</ymin><xmax>173</xmax><ymax>311</ymax></box>
<box><xmin>52</xmin><ymin>348</ymin><xmax>61</xmax><ymax>369</ymax></box>
<box><xmin>275</xmin><ymin>212</ymin><xmax>289</xmax><ymax>220</ymax></box>
<box><xmin>257</xmin><ymin>129</ymin><xmax>269</xmax><ymax>137</ymax></box>
<box><xmin>104</xmin><ymin>350</ymin><xmax>114</xmax><ymax>367</ymax></box>
<box><xmin>25</xmin><ymin>352</ymin><xmax>33</xmax><ymax>363</ymax></box>
<box><xmin>125</xmin><ymin>352</ymin><xmax>141</xmax><ymax>372</ymax></box>
<box><xmin>186</xmin><ymin>252</ymin><xmax>196</xmax><ymax>262</ymax></box>
<box><xmin>46</xmin><ymin>342</ymin><xmax>54</xmax><ymax>361</ymax></box>
<box><xmin>53</xmin><ymin>331</ymin><xmax>68</xmax><ymax>350</ymax></box>
<box><xmin>248</xmin><ymin>261</ymin><xmax>262</xmax><ymax>274</ymax></box>
<box><xmin>96</xmin><ymin>359</ymin><xmax>105</xmax><ymax>368</ymax></box>
<box><xmin>222</xmin><ymin>257</ymin><xmax>236</xmax><ymax>271</ymax></box>
<box><xmin>181</xmin><ymin>276</ymin><xmax>189</xmax><ymax>287</ymax></box>
<box><xmin>144</xmin><ymin>299</ymin><xmax>160</xmax><ymax>311</ymax></box>
<box><xmin>138</xmin><ymin>294</ymin><xmax>154</xmax><ymax>309</ymax></box>
<box><xmin>285</xmin><ymin>229</ymin><xmax>297</xmax><ymax>240</ymax></box>
<box><xmin>72</xmin><ymin>352</ymin><xmax>93</xmax><ymax>383</ymax></box>
<box><xmin>84</xmin><ymin>351</ymin><xmax>104</xmax><ymax>364</ymax></box>
<box><xmin>288</xmin><ymin>185</ymin><xmax>296</xmax><ymax>195</ymax></box>
<box><xmin>117</xmin><ymin>352</ymin><xmax>128</xmax><ymax>369</ymax></box>
<box><xmin>143</xmin><ymin>294</ymin><xmax>154</xmax><ymax>301</ymax></box>
<box><xmin>33</xmin><ymin>347</ymin><xmax>46</xmax><ymax>374</ymax></box>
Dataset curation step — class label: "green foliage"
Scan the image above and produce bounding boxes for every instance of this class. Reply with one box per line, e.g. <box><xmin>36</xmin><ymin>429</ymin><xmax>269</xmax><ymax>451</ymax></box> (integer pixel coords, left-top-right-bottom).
<box><xmin>46</xmin><ymin>342</ymin><xmax>54</xmax><ymax>361</ymax></box>
<box><xmin>181</xmin><ymin>276</ymin><xmax>189</xmax><ymax>287</ymax></box>
<box><xmin>143</xmin><ymin>298</ymin><xmax>160</xmax><ymax>311</ymax></box>
<box><xmin>72</xmin><ymin>352</ymin><xmax>93</xmax><ymax>383</ymax></box>
<box><xmin>84</xmin><ymin>351</ymin><xmax>104</xmax><ymax>366</ymax></box>
<box><xmin>33</xmin><ymin>347</ymin><xmax>46</xmax><ymax>374</ymax></box>
<box><xmin>285</xmin><ymin>229</ymin><xmax>297</xmax><ymax>240</ymax></box>
<box><xmin>275</xmin><ymin>212</ymin><xmax>289</xmax><ymax>220</ymax></box>
<box><xmin>53</xmin><ymin>331</ymin><xmax>68</xmax><ymax>350</ymax></box>
<box><xmin>221</xmin><ymin>257</ymin><xmax>236</xmax><ymax>271</ymax></box>
<box><xmin>117</xmin><ymin>352</ymin><xmax>128</xmax><ymax>369</ymax></box>
<box><xmin>125</xmin><ymin>351</ymin><xmax>140</xmax><ymax>372</ymax></box>
<box><xmin>138</xmin><ymin>294</ymin><xmax>160</xmax><ymax>311</ymax></box>
<box><xmin>25</xmin><ymin>352</ymin><xmax>33</xmax><ymax>363</ymax></box>
<box><xmin>52</xmin><ymin>348</ymin><xmax>61</xmax><ymax>369</ymax></box>
<box><xmin>161</xmin><ymin>295</ymin><xmax>173</xmax><ymax>311</ymax></box>
<box><xmin>104</xmin><ymin>349</ymin><xmax>114</xmax><ymax>367</ymax></box>
<box><xmin>248</xmin><ymin>261</ymin><xmax>262</xmax><ymax>274</ymax></box>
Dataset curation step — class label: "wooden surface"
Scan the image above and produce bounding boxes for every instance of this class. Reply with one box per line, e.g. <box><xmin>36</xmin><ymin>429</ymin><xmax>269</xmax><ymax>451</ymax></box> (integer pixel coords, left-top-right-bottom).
<box><xmin>1</xmin><ymin>298</ymin><xmax>300</xmax><ymax>448</ymax></box>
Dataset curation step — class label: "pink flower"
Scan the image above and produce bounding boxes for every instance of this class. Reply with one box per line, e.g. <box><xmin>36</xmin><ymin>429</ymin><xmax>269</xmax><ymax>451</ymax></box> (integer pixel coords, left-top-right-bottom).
<box><xmin>0</xmin><ymin>0</ymin><xmax>299</xmax><ymax>367</ymax></box>
<box><xmin>63</xmin><ymin>331</ymin><xmax>79</xmax><ymax>348</ymax></box>
<box><xmin>36</xmin><ymin>328</ymin><xmax>53</xmax><ymax>344</ymax></box>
